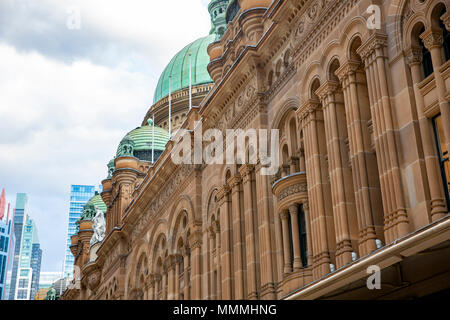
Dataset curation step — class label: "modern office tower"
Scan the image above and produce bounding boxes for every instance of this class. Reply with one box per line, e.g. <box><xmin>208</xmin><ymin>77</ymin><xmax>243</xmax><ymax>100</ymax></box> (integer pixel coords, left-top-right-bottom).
<box><xmin>63</xmin><ymin>185</ymin><xmax>96</xmax><ymax>278</ymax></box>
<box><xmin>0</xmin><ymin>202</ymin><xmax>14</xmax><ymax>300</ymax></box>
<box><xmin>15</xmin><ymin>217</ymin><xmax>42</xmax><ymax>300</ymax></box>
<box><xmin>0</xmin><ymin>189</ymin><xmax>5</xmax><ymax>220</ymax></box>
<box><xmin>8</xmin><ymin>193</ymin><xmax>27</xmax><ymax>300</ymax></box>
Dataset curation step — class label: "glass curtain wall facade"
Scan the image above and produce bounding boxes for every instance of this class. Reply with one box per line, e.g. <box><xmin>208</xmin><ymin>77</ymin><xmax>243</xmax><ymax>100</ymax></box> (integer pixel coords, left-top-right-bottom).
<box><xmin>15</xmin><ymin>218</ymin><xmax>41</xmax><ymax>300</ymax></box>
<box><xmin>63</xmin><ymin>185</ymin><xmax>96</xmax><ymax>278</ymax></box>
<box><xmin>0</xmin><ymin>218</ymin><xmax>14</xmax><ymax>300</ymax></box>
<box><xmin>8</xmin><ymin>193</ymin><xmax>27</xmax><ymax>300</ymax></box>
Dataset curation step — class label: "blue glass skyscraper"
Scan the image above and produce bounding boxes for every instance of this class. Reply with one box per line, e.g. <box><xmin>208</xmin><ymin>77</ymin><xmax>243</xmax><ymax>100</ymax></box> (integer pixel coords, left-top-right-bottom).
<box><xmin>8</xmin><ymin>193</ymin><xmax>27</xmax><ymax>300</ymax></box>
<box><xmin>0</xmin><ymin>213</ymin><xmax>14</xmax><ymax>300</ymax></box>
<box><xmin>63</xmin><ymin>185</ymin><xmax>96</xmax><ymax>278</ymax></box>
<box><xmin>15</xmin><ymin>217</ymin><xmax>41</xmax><ymax>300</ymax></box>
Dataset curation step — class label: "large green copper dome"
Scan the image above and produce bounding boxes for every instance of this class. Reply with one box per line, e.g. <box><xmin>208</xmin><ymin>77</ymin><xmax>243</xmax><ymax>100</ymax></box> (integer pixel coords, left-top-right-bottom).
<box><xmin>116</xmin><ymin>119</ymin><xmax>170</xmax><ymax>162</ymax></box>
<box><xmin>153</xmin><ymin>34</ymin><xmax>216</xmax><ymax>104</ymax></box>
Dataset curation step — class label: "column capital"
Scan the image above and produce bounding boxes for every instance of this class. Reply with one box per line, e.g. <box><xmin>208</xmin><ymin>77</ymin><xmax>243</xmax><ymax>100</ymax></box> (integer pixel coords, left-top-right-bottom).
<box><xmin>280</xmin><ymin>209</ymin><xmax>290</xmax><ymax>220</ymax></box>
<box><xmin>335</xmin><ymin>59</ymin><xmax>361</xmax><ymax>83</ymax></box>
<box><xmin>216</xmin><ymin>185</ymin><xmax>230</xmax><ymax>202</ymax></box>
<box><xmin>288</xmin><ymin>204</ymin><xmax>299</xmax><ymax>216</ymax></box>
<box><xmin>166</xmin><ymin>255</ymin><xmax>176</xmax><ymax>270</ymax></box>
<box><xmin>356</xmin><ymin>33</ymin><xmax>388</xmax><ymax>62</ymax></box>
<box><xmin>238</xmin><ymin>164</ymin><xmax>254</xmax><ymax>182</ymax></box>
<box><xmin>173</xmin><ymin>253</ymin><xmax>183</xmax><ymax>264</ymax></box>
<box><xmin>296</xmin><ymin>99</ymin><xmax>322</xmax><ymax>123</ymax></box>
<box><xmin>188</xmin><ymin>230</ymin><xmax>203</xmax><ymax>250</ymax></box>
<box><xmin>420</xmin><ymin>28</ymin><xmax>443</xmax><ymax>51</ymax></box>
<box><xmin>315</xmin><ymin>80</ymin><xmax>340</xmax><ymax>104</ymax></box>
<box><xmin>303</xmin><ymin>201</ymin><xmax>309</xmax><ymax>211</ymax></box>
<box><xmin>228</xmin><ymin>175</ymin><xmax>242</xmax><ymax>191</ymax></box>
<box><xmin>405</xmin><ymin>47</ymin><xmax>423</xmax><ymax>66</ymax></box>
<box><xmin>212</xmin><ymin>219</ymin><xmax>220</xmax><ymax>234</ymax></box>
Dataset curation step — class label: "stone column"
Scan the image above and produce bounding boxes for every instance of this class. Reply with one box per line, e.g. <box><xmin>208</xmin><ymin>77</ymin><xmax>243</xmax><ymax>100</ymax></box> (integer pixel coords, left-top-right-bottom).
<box><xmin>217</xmin><ymin>185</ymin><xmax>233</xmax><ymax>299</ymax></box>
<box><xmin>254</xmin><ymin>162</ymin><xmax>277</xmax><ymax>299</ymax></box>
<box><xmin>289</xmin><ymin>157</ymin><xmax>299</xmax><ymax>174</ymax></box>
<box><xmin>239</xmin><ymin>164</ymin><xmax>259</xmax><ymax>299</ymax></box>
<box><xmin>230</xmin><ymin>175</ymin><xmax>246</xmax><ymax>299</ymax></box>
<box><xmin>288</xmin><ymin>204</ymin><xmax>303</xmax><ymax>271</ymax></box>
<box><xmin>214</xmin><ymin>222</ymin><xmax>222</xmax><ymax>300</ymax></box>
<box><xmin>421</xmin><ymin>28</ymin><xmax>450</xmax><ymax>165</ymax></box>
<box><xmin>175</xmin><ymin>255</ymin><xmax>181</xmax><ymax>300</ymax></box>
<box><xmin>148</xmin><ymin>277</ymin><xmax>155</xmax><ymax>300</ymax></box>
<box><xmin>357</xmin><ymin>34</ymin><xmax>410</xmax><ymax>243</ymax></box>
<box><xmin>189</xmin><ymin>229</ymin><xmax>202</xmax><ymax>300</ymax></box>
<box><xmin>280</xmin><ymin>210</ymin><xmax>292</xmax><ymax>274</ymax></box>
<box><xmin>317</xmin><ymin>80</ymin><xmax>358</xmax><ymax>266</ymax></box>
<box><xmin>302</xmin><ymin>202</ymin><xmax>313</xmax><ymax>266</ymax></box>
<box><xmin>297</xmin><ymin>100</ymin><xmax>335</xmax><ymax>279</ymax></box>
<box><xmin>162</xmin><ymin>272</ymin><xmax>167</xmax><ymax>300</ymax></box>
<box><xmin>167</xmin><ymin>256</ymin><xmax>175</xmax><ymax>300</ymax></box>
<box><xmin>209</xmin><ymin>230</ymin><xmax>216</xmax><ymax>300</ymax></box>
<box><xmin>154</xmin><ymin>274</ymin><xmax>161</xmax><ymax>300</ymax></box>
<box><xmin>407</xmin><ymin>48</ymin><xmax>448</xmax><ymax>220</ymax></box>
<box><xmin>183</xmin><ymin>250</ymin><xmax>190</xmax><ymax>300</ymax></box>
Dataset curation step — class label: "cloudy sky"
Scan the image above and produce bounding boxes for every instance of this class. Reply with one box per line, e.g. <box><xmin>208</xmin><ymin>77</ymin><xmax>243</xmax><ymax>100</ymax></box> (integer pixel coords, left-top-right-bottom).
<box><xmin>0</xmin><ymin>0</ymin><xmax>211</xmax><ymax>273</ymax></box>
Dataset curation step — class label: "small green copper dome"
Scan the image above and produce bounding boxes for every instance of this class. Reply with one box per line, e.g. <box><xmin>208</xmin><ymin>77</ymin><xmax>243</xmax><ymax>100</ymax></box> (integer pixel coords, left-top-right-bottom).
<box><xmin>153</xmin><ymin>34</ymin><xmax>216</xmax><ymax>104</ymax></box>
<box><xmin>81</xmin><ymin>193</ymin><xmax>107</xmax><ymax>221</ymax></box>
<box><xmin>116</xmin><ymin>120</ymin><xmax>170</xmax><ymax>162</ymax></box>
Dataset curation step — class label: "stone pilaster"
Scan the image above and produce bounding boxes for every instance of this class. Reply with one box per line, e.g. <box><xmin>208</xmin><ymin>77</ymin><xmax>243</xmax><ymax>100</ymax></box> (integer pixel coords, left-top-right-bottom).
<box><xmin>189</xmin><ymin>228</ymin><xmax>203</xmax><ymax>300</ymax></box>
<box><xmin>254</xmin><ymin>162</ymin><xmax>277</xmax><ymax>299</ymax></box>
<box><xmin>297</xmin><ymin>99</ymin><xmax>335</xmax><ymax>279</ymax></box>
<box><xmin>357</xmin><ymin>33</ymin><xmax>410</xmax><ymax>243</ymax></box>
<box><xmin>239</xmin><ymin>164</ymin><xmax>259</xmax><ymax>300</ymax></box>
<box><xmin>229</xmin><ymin>175</ymin><xmax>246</xmax><ymax>299</ymax></box>
<box><xmin>217</xmin><ymin>185</ymin><xmax>233</xmax><ymax>299</ymax></box>
<box><xmin>316</xmin><ymin>80</ymin><xmax>358</xmax><ymax>266</ymax></box>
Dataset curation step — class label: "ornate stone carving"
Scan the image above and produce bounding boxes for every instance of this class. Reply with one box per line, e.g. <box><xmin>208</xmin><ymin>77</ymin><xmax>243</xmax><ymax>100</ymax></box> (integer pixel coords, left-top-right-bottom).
<box><xmin>87</xmin><ymin>270</ymin><xmax>101</xmax><ymax>291</ymax></box>
<box><xmin>405</xmin><ymin>47</ymin><xmax>423</xmax><ymax>66</ymax></box>
<box><xmin>278</xmin><ymin>183</ymin><xmax>308</xmax><ymax>201</ymax></box>
<box><xmin>420</xmin><ymin>29</ymin><xmax>444</xmax><ymax>51</ymax></box>
<box><xmin>90</xmin><ymin>207</ymin><xmax>106</xmax><ymax>246</ymax></box>
<box><xmin>131</xmin><ymin>165</ymin><xmax>193</xmax><ymax>242</ymax></box>
<box><xmin>356</xmin><ymin>33</ymin><xmax>388</xmax><ymax>63</ymax></box>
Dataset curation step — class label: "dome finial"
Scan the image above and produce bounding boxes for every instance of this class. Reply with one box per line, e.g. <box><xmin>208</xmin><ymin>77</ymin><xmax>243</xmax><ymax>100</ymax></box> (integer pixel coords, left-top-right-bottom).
<box><xmin>147</xmin><ymin>118</ymin><xmax>154</xmax><ymax>126</ymax></box>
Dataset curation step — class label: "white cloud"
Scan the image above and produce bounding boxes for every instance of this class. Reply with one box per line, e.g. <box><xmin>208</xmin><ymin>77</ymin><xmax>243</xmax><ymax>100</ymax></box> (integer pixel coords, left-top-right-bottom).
<box><xmin>0</xmin><ymin>0</ymin><xmax>213</xmax><ymax>272</ymax></box>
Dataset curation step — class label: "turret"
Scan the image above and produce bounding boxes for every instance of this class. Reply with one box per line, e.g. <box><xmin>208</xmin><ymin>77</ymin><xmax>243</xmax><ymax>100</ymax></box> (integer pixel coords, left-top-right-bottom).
<box><xmin>208</xmin><ymin>0</ymin><xmax>230</xmax><ymax>40</ymax></box>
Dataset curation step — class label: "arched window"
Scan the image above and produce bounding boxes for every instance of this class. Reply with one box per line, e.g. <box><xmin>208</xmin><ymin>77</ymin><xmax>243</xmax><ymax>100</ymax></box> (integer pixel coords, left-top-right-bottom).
<box><xmin>439</xmin><ymin>8</ymin><xmax>450</xmax><ymax>62</ymax></box>
<box><xmin>419</xmin><ymin>27</ymin><xmax>434</xmax><ymax>78</ymax></box>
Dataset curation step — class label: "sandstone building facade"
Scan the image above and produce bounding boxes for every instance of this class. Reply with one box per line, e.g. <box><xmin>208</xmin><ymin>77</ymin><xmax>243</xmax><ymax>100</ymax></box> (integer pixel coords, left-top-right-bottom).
<box><xmin>63</xmin><ymin>0</ymin><xmax>450</xmax><ymax>300</ymax></box>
